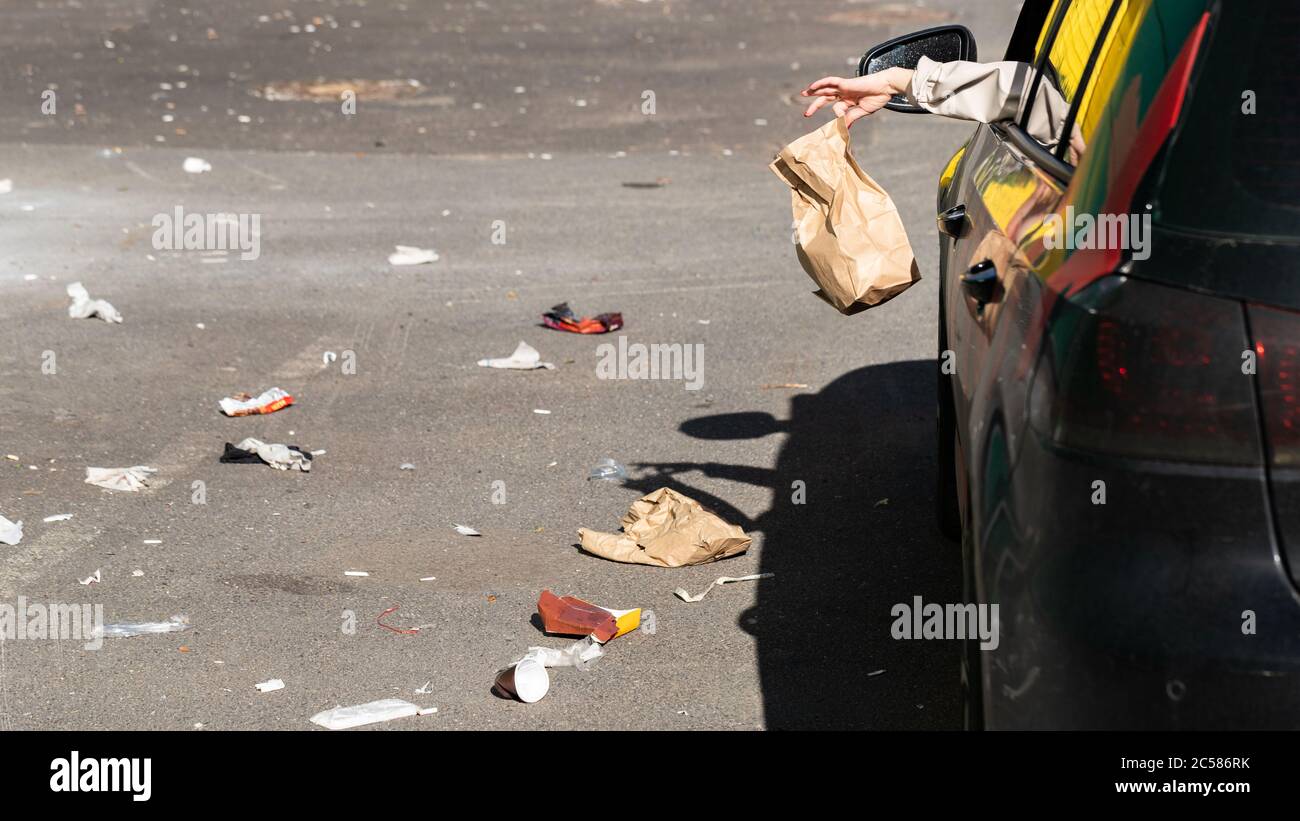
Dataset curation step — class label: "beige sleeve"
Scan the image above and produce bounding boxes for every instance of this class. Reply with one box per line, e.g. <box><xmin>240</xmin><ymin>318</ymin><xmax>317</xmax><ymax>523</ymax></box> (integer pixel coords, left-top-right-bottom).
<box><xmin>907</xmin><ymin>55</ymin><xmax>1070</xmax><ymax>149</ymax></box>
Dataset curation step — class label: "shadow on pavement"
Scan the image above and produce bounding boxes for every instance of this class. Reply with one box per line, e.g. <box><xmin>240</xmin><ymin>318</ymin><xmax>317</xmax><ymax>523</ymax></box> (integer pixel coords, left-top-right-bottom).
<box><xmin>629</xmin><ymin>359</ymin><xmax>963</xmax><ymax>729</ymax></box>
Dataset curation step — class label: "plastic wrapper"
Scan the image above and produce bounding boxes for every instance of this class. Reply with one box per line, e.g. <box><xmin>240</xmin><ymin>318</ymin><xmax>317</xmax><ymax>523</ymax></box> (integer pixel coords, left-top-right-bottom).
<box><xmin>66</xmin><ymin>282</ymin><xmax>123</xmax><ymax>323</ymax></box>
<box><xmin>309</xmin><ymin>698</ymin><xmax>420</xmax><ymax>730</ymax></box>
<box><xmin>219</xmin><ymin>387</ymin><xmax>294</xmax><ymax>417</ymax></box>
<box><xmin>221</xmin><ymin>438</ymin><xmax>312</xmax><ymax>472</ymax></box>
<box><xmin>96</xmin><ymin>615</ymin><xmax>190</xmax><ymax>639</ymax></box>
<box><xmin>518</xmin><ymin>636</ymin><xmax>606</xmax><ymax>673</ymax></box>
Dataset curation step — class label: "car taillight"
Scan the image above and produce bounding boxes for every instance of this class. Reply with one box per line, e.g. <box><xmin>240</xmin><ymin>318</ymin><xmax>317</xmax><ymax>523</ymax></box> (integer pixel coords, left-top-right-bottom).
<box><xmin>1028</xmin><ymin>275</ymin><xmax>1262</xmax><ymax>465</ymax></box>
<box><xmin>1247</xmin><ymin>305</ymin><xmax>1300</xmax><ymax>467</ymax></box>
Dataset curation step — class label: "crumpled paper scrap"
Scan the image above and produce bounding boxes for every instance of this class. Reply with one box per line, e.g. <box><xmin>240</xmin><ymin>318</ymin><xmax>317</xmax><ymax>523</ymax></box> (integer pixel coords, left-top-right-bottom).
<box><xmin>67</xmin><ymin>282</ymin><xmax>123</xmax><ymax>323</ymax></box>
<box><xmin>477</xmin><ymin>341</ymin><xmax>554</xmax><ymax>370</ymax></box>
<box><xmin>85</xmin><ymin>466</ymin><xmax>156</xmax><ymax>492</ymax></box>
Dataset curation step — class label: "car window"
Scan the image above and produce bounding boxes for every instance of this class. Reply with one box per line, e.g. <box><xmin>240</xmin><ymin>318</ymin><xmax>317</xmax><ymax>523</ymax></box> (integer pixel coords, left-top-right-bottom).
<box><xmin>1157</xmin><ymin>0</ymin><xmax>1300</xmax><ymax>240</ymax></box>
<box><xmin>1018</xmin><ymin>0</ymin><xmax>1128</xmax><ymax>163</ymax></box>
<box><xmin>1036</xmin><ymin>0</ymin><xmax>1118</xmax><ymax>107</ymax></box>
<box><xmin>1019</xmin><ymin>0</ymin><xmax>1167</xmax><ymax>272</ymax></box>
<box><xmin>1058</xmin><ymin>0</ymin><xmax>1167</xmax><ymax>216</ymax></box>
<box><xmin>1062</xmin><ymin>0</ymin><xmax>1142</xmax><ymax>153</ymax></box>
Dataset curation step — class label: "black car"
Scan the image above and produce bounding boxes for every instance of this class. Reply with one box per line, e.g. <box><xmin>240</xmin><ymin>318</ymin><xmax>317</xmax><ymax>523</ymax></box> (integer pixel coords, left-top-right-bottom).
<box><xmin>869</xmin><ymin>0</ymin><xmax>1300</xmax><ymax>728</ymax></box>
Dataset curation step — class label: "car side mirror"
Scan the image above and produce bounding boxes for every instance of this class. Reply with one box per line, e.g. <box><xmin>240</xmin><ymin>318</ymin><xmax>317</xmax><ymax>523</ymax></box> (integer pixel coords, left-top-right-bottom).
<box><xmin>858</xmin><ymin>25</ymin><xmax>977</xmax><ymax>114</ymax></box>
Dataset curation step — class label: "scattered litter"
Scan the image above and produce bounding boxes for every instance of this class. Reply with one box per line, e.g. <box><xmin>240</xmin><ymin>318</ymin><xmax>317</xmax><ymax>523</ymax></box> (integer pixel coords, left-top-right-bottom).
<box><xmin>415</xmin><ymin>681</ymin><xmax>433</xmax><ymax>695</ymax></box>
<box><xmin>263</xmin><ymin>79</ymin><xmax>423</xmax><ymax>102</ymax></box>
<box><xmin>532</xmin><ymin>408</ymin><xmax>551</xmax><ymax>415</ymax></box>
<box><xmin>218</xmin><ymin>387</ymin><xmax>295</xmax><ymax>416</ymax></box>
<box><xmin>542</xmin><ymin>302</ymin><xmax>623</xmax><ymax>334</ymax></box>
<box><xmin>310</xmin><ymin>449</ymin><xmax>326</xmax><ymax>456</ymax></box>
<box><xmin>760</xmin><ymin>383</ymin><xmax>810</xmax><ymax>390</ymax></box>
<box><xmin>96</xmin><ymin>615</ymin><xmax>190</xmax><ymax>639</ymax></box>
<box><xmin>344</xmin><ymin>571</ymin><xmax>369</xmax><ymax>577</ymax></box>
<box><xmin>492</xmin><ymin>657</ymin><xmax>549</xmax><ymax>703</ymax></box>
<box><xmin>43</xmin><ymin>513</ymin><xmax>73</xmax><ymax>523</ymax></box>
<box><xmin>417</xmin><ymin>706</ymin><xmax>438</xmax><ymax>716</ymax></box>
<box><xmin>477</xmin><ymin>341</ymin><xmax>554</xmax><ymax>370</ymax></box>
<box><xmin>517</xmin><ymin>636</ymin><xmax>605</xmax><ymax>672</ymax></box>
<box><xmin>868</xmin><ymin>669</ymin><xmax>887</xmax><ymax>678</ymax></box>
<box><xmin>85</xmin><ymin>466</ymin><xmax>156</xmax><ymax>492</ymax></box>
<box><xmin>4</xmin><ymin>455</ymin><xmax>16</xmax><ymax>461</ymax></box>
<box><xmin>182</xmin><ymin>157</ymin><xmax>212</xmax><ymax>173</ymax></box>
<box><xmin>376</xmin><ymin>604</ymin><xmax>433</xmax><ymax>635</ymax></box>
<box><xmin>588</xmin><ymin>457</ymin><xmax>627</xmax><ymax>482</ymax></box>
<box><xmin>621</xmin><ymin>178</ymin><xmax>670</xmax><ymax>189</ymax></box>
<box><xmin>537</xmin><ymin>590</ymin><xmax>647</xmax><ymax>643</ymax></box>
<box><xmin>400</xmin><ymin>463</ymin><xmax>416</xmax><ymax>470</ymax></box>
<box><xmin>452</xmin><ymin>524</ymin><xmax>481</xmax><ymax>537</ymax></box>
<box><xmin>419</xmin><ymin>576</ymin><xmax>436</xmax><ymax>582</ymax></box>
<box><xmin>132</xmin><ymin>570</ymin><xmax>145</xmax><ymax>577</ymax></box>
<box><xmin>221</xmin><ymin>438</ymin><xmax>312</xmax><ymax>471</ymax></box>
<box><xmin>875</xmin><ymin>498</ymin><xmax>889</xmax><ymax>507</ymax></box>
<box><xmin>579</xmin><ymin>487</ymin><xmax>752</xmax><ymax>567</ymax></box>
<box><xmin>67</xmin><ymin>282</ymin><xmax>123</xmax><ymax>323</ymax></box>
<box><xmin>143</xmin><ymin>539</ymin><xmax>162</xmax><ymax>544</ymax></box>
<box><xmin>309</xmin><ymin>698</ymin><xmax>421</xmax><ymax>730</ymax></box>
<box><xmin>255</xmin><ymin>679</ymin><xmax>285</xmax><ymax>693</ymax></box>
<box><xmin>0</xmin><ymin>515</ymin><xmax>23</xmax><ymax>546</ymax></box>
<box><xmin>388</xmin><ymin>245</ymin><xmax>439</xmax><ymax>266</ymax></box>
<box><xmin>79</xmin><ymin>569</ymin><xmax>101</xmax><ymax>586</ymax></box>
<box><xmin>674</xmin><ymin>573</ymin><xmax>773</xmax><ymax>603</ymax></box>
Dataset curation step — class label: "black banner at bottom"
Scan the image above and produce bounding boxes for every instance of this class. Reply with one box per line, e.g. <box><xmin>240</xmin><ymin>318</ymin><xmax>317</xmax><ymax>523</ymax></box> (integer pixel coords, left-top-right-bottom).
<box><xmin>0</xmin><ymin>730</ymin><xmax>1287</xmax><ymax>807</ymax></box>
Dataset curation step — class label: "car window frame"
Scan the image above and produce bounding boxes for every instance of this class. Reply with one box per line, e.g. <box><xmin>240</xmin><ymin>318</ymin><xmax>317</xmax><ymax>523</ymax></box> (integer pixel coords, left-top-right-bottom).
<box><xmin>1019</xmin><ymin>0</ymin><xmax>1072</xmax><ymax>134</ymax></box>
<box><xmin>1053</xmin><ymin>0</ymin><xmax>1125</xmax><ymax>162</ymax></box>
<box><xmin>1009</xmin><ymin>0</ymin><xmax>1125</xmax><ymax>183</ymax></box>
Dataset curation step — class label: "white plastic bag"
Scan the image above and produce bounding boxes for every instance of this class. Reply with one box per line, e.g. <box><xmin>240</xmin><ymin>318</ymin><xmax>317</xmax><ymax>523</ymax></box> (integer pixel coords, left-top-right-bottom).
<box><xmin>310</xmin><ymin>699</ymin><xmax>419</xmax><ymax>730</ymax></box>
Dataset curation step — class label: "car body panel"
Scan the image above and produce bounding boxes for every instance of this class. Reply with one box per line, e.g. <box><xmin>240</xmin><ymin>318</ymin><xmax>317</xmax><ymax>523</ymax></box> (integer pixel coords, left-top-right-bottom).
<box><xmin>938</xmin><ymin>0</ymin><xmax>1300</xmax><ymax>728</ymax></box>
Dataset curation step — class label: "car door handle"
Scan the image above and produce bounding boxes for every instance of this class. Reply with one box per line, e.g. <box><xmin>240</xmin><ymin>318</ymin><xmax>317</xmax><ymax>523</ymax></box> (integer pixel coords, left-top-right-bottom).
<box><xmin>938</xmin><ymin>203</ymin><xmax>968</xmax><ymax>238</ymax></box>
<box><xmin>961</xmin><ymin>259</ymin><xmax>997</xmax><ymax>304</ymax></box>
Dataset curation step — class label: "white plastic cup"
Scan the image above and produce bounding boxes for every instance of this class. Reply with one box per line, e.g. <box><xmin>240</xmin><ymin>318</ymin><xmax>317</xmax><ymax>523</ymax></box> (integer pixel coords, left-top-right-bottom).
<box><xmin>494</xmin><ymin>658</ymin><xmax>550</xmax><ymax>703</ymax></box>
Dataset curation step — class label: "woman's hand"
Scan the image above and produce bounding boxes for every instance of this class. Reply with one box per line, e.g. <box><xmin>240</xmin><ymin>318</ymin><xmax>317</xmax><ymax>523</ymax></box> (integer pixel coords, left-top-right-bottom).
<box><xmin>801</xmin><ymin>68</ymin><xmax>913</xmax><ymax>128</ymax></box>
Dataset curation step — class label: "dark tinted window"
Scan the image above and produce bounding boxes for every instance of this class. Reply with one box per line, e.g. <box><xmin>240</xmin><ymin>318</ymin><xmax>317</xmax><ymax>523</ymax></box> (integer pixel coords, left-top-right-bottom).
<box><xmin>1156</xmin><ymin>0</ymin><xmax>1300</xmax><ymax>240</ymax></box>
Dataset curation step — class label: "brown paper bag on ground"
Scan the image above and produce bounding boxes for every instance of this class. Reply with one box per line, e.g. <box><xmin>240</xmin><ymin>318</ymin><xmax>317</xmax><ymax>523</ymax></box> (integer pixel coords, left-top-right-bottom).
<box><xmin>579</xmin><ymin>487</ymin><xmax>752</xmax><ymax>568</ymax></box>
<box><xmin>770</xmin><ymin>117</ymin><xmax>922</xmax><ymax>315</ymax></box>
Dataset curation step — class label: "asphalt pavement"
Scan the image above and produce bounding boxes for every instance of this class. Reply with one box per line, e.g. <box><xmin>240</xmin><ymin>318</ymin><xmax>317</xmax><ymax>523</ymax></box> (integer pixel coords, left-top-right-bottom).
<box><xmin>0</xmin><ymin>0</ymin><xmax>1019</xmax><ymax>730</ymax></box>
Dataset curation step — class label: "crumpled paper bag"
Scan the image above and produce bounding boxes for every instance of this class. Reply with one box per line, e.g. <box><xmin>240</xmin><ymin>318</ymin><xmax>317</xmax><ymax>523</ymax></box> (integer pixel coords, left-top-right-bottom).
<box><xmin>579</xmin><ymin>487</ymin><xmax>751</xmax><ymax>567</ymax></box>
<box><xmin>770</xmin><ymin>117</ymin><xmax>921</xmax><ymax>314</ymax></box>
